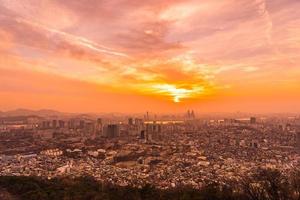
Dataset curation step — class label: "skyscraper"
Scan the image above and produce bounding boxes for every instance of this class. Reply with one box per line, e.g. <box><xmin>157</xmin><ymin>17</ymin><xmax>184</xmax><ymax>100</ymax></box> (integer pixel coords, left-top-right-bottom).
<box><xmin>187</xmin><ymin>110</ymin><xmax>191</xmax><ymax>119</ymax></box>
<box><xmin>97</xmin><ymin>118</ymin><xmax>102</xmax><ymax>124</ymax></box>
<box><xmin>103</xmin><ymin>124</ymin><xmax>120</xmax><ymax>138</ymax></box>
<box><xmin>190</xmin><ymin>110</ymin><xmax>195</xmax><ymax>119</ymax></box>
<box><xmin>250</xmin><ymin>117</ymin><xmax>256</xmax><ymax>124</ymax></box>
<box><xmin>58</xmin><ymin>120</ymin><xmax>65</xmax><ymax>128</ymax></box>
<box><xmin>79</xmin><ymin>120</ymin><xmax>85</xmax><ymax>129</ymax></box>
<box><xmin>186</xmin><ymin>110</ymin><xmax>195</xmax><ymax>119</ymax></box>
<box><xmin>95</xmin><ymin>118</ymin><xmax>103</xmax><ymax>135</ymax></box>
<box><xmin>128</xmin><ymin>118</ymin><xmax>134</xmax><ymax>125</ymax></box>
<box><xmin>52</xmin><ymin>120</ymin><xmax>57</xmax><ymax>129</ymax></box>
<box><xmin>135</xmin><ymin>118</ymin><xmax>143</xmax><ymax>126</ymax></box>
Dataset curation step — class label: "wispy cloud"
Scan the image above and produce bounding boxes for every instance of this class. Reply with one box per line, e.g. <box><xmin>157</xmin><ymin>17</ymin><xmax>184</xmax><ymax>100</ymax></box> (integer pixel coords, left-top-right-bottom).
<box><xmin>15</xmin><ymin>18</ymin><xmax>128</xmax><ymax>57</ymax></box>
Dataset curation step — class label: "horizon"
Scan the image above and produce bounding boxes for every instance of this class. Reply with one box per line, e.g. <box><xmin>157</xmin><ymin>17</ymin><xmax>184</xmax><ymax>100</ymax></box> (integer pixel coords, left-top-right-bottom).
<box><xmin>1</xmin><ymin>0</ymin><xmax>300</xmax><ymax>113</ymax></box>
<box><xmin>1</xmin><ymin>107</ymin><xmax>300</xmax><ymax>117</ymax></box>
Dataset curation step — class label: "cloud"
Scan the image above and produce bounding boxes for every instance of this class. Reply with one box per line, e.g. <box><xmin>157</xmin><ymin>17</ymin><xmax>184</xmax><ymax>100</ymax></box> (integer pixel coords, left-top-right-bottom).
<box><xmin>243</xmin><ymin>66</ymin><xmax>259</xmax><ymax>73</ymax></box>
<box><xmin>0</xmin><ymin>0</ymin><xmax>300</xmax><ymax>110</ymax></box>
<box><xmin>0</xmin><ymin>0</ymin><xmax>77</xmax><ymax>29</ymax></box>
<box><xmin>0</xmin><ymin>29</ymin><xmax>13</xmax><ymax>50</ymax></box>
<box><xmin>15</xmin><ymin>18</ymin><xmax>128</xmax><ymax>57</ymax></box>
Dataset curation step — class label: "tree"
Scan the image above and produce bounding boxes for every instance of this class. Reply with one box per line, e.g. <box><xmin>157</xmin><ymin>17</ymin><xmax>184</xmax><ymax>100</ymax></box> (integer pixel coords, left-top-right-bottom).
<box><xmin>240</xmin><ymin>168</ymin><xmax>291</xmax><ymax>200</ymax></box>
<box><xmin>290</xmin><ymin>168</ymin><xmax>300</xmax><ymax>200</ymax></box>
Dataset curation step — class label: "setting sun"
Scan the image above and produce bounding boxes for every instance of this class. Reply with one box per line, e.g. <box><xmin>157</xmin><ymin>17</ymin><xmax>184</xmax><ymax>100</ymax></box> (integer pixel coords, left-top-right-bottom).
<box><xmin>152</xmin><ymin>84</ymin><xmax>204</xmax><ymax>103</ymax></box>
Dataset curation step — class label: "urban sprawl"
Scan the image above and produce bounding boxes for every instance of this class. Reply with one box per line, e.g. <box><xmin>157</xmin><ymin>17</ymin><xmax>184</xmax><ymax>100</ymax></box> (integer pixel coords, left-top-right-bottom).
<box><xmin>1</xmin><ymin>111</ymin><xmax>300</xmax><ymax>189</ymax></box>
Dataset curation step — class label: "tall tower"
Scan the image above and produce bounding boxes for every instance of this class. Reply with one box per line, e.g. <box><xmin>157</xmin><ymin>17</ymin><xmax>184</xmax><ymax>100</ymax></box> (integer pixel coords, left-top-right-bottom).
<box><xmin>96</xmin><ymin>118</ymin><xmax>103</xmax><ymax>136</ymax></box>
<box><xmin>250</xmin><ymin>117</ymin><xmax>256</xmax><ymax>124</ymax></box>
<box><xmin>191</xmin><ymin>110</ymin><xmax>195</xmax><ymax>119</ymax></box>
<box><xmin>187</xmin><ymin>110</ymin><xmax>191</xmax><ymax>119</ymax></box>
<box><xmin>103</xmin><ymin>124</ymin><xmax>120</xmax><ymax>138</ymax></box>
<box><xmin>128</xmin><ymin>118</ymin><xmax>134</xmax><ymax>126</ymax></box>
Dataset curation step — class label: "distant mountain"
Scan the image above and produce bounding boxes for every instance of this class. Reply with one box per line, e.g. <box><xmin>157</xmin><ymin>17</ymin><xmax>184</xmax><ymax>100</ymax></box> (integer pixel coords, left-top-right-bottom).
<box><xmin>1</xmin><ymin>108</ymin><xmax>65</xmax><ymax>117</ymax></box>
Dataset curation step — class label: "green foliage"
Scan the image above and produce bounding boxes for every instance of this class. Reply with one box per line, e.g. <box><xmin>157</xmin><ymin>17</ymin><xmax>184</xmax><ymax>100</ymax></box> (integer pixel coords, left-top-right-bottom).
<box><xmin>0</xmin><ymin>168</ymin><xmax>299</xmax><ymax>200</ymax></box>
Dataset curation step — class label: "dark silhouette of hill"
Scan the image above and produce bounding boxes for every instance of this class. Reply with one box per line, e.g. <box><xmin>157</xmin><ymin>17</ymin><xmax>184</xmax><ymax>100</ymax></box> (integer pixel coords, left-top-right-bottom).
<box><xmin>0</xmin><ymin>168</ymin><xmax>299</xmax><ymax>200</ymax></box>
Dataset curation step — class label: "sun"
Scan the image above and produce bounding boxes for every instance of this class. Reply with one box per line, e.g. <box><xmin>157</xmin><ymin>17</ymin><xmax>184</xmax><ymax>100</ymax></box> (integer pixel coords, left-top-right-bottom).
<box><xmin>173</xmin><ymin>96</ymin><xmax>180</xmax><ymax>103</ymax></box>
<box><xmin>152</xmin><ymin>84</ymin><xmax>204</xmax><ymax>103</ymax></box>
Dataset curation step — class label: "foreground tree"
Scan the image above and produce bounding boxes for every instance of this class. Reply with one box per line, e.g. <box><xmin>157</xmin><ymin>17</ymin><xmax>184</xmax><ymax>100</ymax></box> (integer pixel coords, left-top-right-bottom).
<box><xmin>290</xmin><ymin>168</ymin><xmax>300</xmax><ymax>200</ymax></box>
<box><xmin>0</xmin><ymin>168</ymin><xmax>300</xmax><ymax>200</ymax></box>
<box><xmin>240</xmin><ymin>168</ymin><xmax>292</xmax><ymax>200</ymax></box>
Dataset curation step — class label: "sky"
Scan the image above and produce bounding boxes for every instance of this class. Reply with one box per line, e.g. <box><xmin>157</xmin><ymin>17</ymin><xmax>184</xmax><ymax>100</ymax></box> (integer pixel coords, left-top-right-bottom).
<box><xmin>0</xmin><ymin>0</ymin><xmax>300</xmax><ymax>113</ymax></box>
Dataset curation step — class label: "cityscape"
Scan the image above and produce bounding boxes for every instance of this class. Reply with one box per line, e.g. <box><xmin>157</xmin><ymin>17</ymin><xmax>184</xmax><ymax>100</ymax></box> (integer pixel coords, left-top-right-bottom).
<box><xmin>1</xmin><ymin>0</ymin><xmax>300</xmax><ymax>199</ymax></box>
<box><xmin>0</xmin><ymin>110</ymin><xmax>300</xmax><ymax>195</ymax></box>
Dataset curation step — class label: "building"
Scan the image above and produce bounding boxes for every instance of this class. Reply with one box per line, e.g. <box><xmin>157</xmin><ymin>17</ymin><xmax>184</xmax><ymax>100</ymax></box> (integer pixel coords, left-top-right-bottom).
<box><xmin>146</xmin><ymin>123</ymin><xmax>161</xmax><ymax>133</ymax></box>
<box><xmin>95</xmin><ymin>118</ymin><xmax>103</xmax><ymax>135</ymax></box>
<box><xmin>186</xmin><ymin>110</ymin><xmax>196</xmax><ymax>120</ymax></box>
<box><xmin>96</xmin><ymin>118</ymin><xmax>102</xmax><ymax>125</ymax></box>
<box><xmin>79</xmin><ymin>120</ymin><xmax>85</xmax><ymax>129</ymax></box>
<box><xmin>103</xmin><ymin>124</ymin><xmax>120</xmax><ymax>138</ymax></box>
<box><xmin>135</xmin><ymin>118</ymin><xmax>143</xmax><ymax>126</ymax></box>
<box><xmin>140</xmin><ymin>130</ymin><xmax>145</xmax><ymax>139</ymax></box>
<box><xmin>128</xmin><ymin>118</ymin><xmax>134</xmax><ymax>126</ymax></box>
<box><xmin>84</xmin><ymin>122</ymin><xmax>95</xmax><ymax>136</ymax></box>
<box><xmin>145</xmin><ymin>123</ymin><xmax>162</xmax><ymax>141</ymax></box>
<box><xmin>41</xmin><ymin>121</ymin><xmax>51</xmax><ymax>129</ymax></box>
<box><xmin>250</xmin><ymin>117</ymin><xmax>256</xmax><ymax>124</ymax></box>
<box><xmin>58</xmin><ymin>120</ymin><xmax>65</xmax><ymax>128</ymax></box>
<box><xmin>52</xmin><ymin>120</ymin><xmax>58</xmax><ymax>129</ymax></box>
<box><xmin>68</xmin><ymin>119</ymin><xmax>76</xmax><ymax>129</ymax></box>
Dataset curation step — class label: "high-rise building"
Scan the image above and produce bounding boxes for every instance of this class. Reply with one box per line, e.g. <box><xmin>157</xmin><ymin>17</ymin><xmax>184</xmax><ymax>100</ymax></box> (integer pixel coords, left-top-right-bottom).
<box><xmin>52</xmin><ymin>120</ymin><xmax>57</xmax><ymax>129</ymax></box>
<box><xmin>190</xmin><ymin>110</ymin><xmax>195</xmax><ymax>119</ymax></box>
<box><xmin>41</xmin><ymin>121</ymin><xmax>51</xmax><ymax>129</ymax></box>
<box><xmin>97</xmin><ymin>118</ymin><xmax>102</xmax><ymax>125</ymax></box>
<box><xmin>128</xmin><ymin>118</ymin><xmax>134</xmax><ymax>125</ymax></box>
<box><xmin>135</xmin><ymin>118</ymin><xmax>143</xmax><ymax>126</ymax></box>
<box><xmin>145</xmin><ymin>123</ymin><xmax>162</xmax><ymax>141</ymax></box>
<box><xmin>79</xmin><ymin>120</ymin><xmax>85</xmax><ymax>129</ymax></box>
<box><xmin>186</xmin><ymin>110</ymin><xmax>196</xmax><ymax>119</ymax></box>
<box><xmin>84</xmin><ymin>122</ymin><xmax>95</xmax><ymax>136</ymax></box>
<box><xmin>250</xmin><ymin>117</ymin><xmax>256</xmax><ymax>124</ymax></box>
<box><xmin>95</xmin><ymin>118</ymin><xmax>103</xmax><ymax>134</ymax></box>
<box><xmin>58</xmin><ymin>120</ymin><xmax>65</xmax><ymax>128</ymax></box>
<box><xmin>103</xmin><ymin>124</ymin><xmax>120</xmax><ymax>138</ymax></box>
<box><xmin>140</xmin><ymin>130</ymin><xmax>145</xmax><ymax>139</ymax></box>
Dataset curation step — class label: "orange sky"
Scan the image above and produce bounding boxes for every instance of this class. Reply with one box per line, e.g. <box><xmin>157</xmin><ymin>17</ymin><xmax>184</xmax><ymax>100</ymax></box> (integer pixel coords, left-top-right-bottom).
<box><xmin>0</xmin><ymin>0</ymin><xmax>300</xmax><ymax>113</ymax></box>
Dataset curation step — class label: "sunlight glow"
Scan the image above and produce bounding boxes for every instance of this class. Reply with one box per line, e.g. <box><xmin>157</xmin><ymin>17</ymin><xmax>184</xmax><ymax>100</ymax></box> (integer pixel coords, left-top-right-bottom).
<box><xmin>152</xmin><ymin>84</ymin><xmax>204</xmax><ymax>103</ymax></box>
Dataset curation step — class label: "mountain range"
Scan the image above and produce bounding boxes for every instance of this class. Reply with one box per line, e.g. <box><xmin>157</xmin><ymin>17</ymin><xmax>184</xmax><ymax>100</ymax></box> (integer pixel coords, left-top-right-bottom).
<box><xmin>0</xmin><ymin>109</ymin><xmax>65</xmax><ymax>117</ymax></box>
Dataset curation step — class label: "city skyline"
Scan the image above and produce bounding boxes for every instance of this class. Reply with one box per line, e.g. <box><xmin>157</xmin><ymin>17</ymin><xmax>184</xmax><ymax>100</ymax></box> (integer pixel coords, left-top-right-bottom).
<box><xmin>1</xmin><ymin>0</ymin><xmax>300</xmax><ymax>113</ymax></box>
